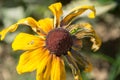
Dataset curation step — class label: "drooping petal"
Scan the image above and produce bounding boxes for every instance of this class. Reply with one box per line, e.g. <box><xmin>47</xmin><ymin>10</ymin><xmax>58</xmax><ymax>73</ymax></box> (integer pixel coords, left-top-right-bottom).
<box><xmin>36</xmin><ymin>50</ymin><xmax>51</xmax><ymax>80</ymax></box>
<box><xmin>38</xmin><ymin>18</ymin><xmax>53</xmax><ymax>34</ymax></box>
<box><xmin>12</xmin><ymin>33</ymin><xmax>45</xmax><ymax>51</ymax></box>
<box><xmin>70</xmin><ymin>49</ymin><xmax>92</xmax><ymax>72</ymax></box>
<box><xmin>69</xmin><ymin>23</ymin><xmax>101</xmax><ymax>51</ymax></box>
<box><xmin>51</xmin><ymin>55</ymin><xmax>66</xmax><ymax>80</ymax></box>
<box><xmin>0</xmin><ymin>24</ymin><xmax>18</xmax><ymax>40</ymax></box>
<box><xmin>60</xmin><ymin>6</ymin><xmax>96</xmax><ymax>27</ymax></box>
<box><xmin>65</xmin><ymin>52</ymin><xmax>82</xmax><ymax>80</ymax></box>
<box><xmin>49</xmin><ymin>2</ymin><xmax>63</xmax><ymax>28</ymax></box>
<box><xmin>90</xmin><ymin>34</ymin><xmax>102</xmax><ymax>52</ymax></box>
<box><xmin>16</xmin><ymin>17</ymin><xmax>46</xmax><ymax>34</ymax></box>
<box><xmin>0</xmin><ymin>17</ymin><xmax>46</xmax><ymax>40</ymax></box>
<box><xmin>16</xmin><ymin>48</ymin><xmax>45</xmax><ymax>74</ymax></box>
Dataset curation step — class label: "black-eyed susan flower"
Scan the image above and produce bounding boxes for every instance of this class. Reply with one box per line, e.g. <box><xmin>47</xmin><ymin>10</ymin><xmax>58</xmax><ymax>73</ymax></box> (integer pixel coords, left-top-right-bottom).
<box><xmin>0</xmin><ymin>2</ymin><xmax>101</xmax><ymax>80</ymax></box>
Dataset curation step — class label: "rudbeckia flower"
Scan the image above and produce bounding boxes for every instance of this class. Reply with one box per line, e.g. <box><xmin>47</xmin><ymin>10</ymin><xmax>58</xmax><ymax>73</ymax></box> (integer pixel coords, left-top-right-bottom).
<box><xmin>0</xmin><ymin>2</ymin><xmax>101</xmax><ymax>80</ymax></box>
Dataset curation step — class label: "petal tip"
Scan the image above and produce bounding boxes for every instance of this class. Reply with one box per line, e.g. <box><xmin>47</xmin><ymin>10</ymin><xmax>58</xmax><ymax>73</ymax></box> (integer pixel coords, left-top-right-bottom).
<box><xmin>12</xmin><ymin>42</ymin><xmax>17</xmax><ymax>51</ymax></box>
<box><xmin>48</xmin><ymin>2</ymin><xmax>63</xmax><ymax>27</ymax></box>
<box><xmin>88</xmin><ymin>12</ymin><xmax>96</xmax><ymax>18</ymax></box>
<box><xmin>49</xmin><ymin>2</ymin><xmax>62</xmax><ymax>9</ymax></box>
<box><xmin>91</xmin><ymin>36</ymin><xmax>102</xmax><ymax>52</ymax></box>
<box><xmin>48</xmin><ymin>2</ymin><xmax>63</xmax><ymax>17</ymax></box>
<box><xmin>49</xmin><ymin>2</ymin><xmax>63</xmax><ymax>14</ymax></box>
<box><xmin>88</xmin><ymin>6</ymin><xmax>96</xmax><ymax>18</ymax></box>
<box><xmin>0</xmin><ymin>31</ymin><xmax>5</xmax><ymax>40</ymax></box>
<box><xmin>16</xmin><ymin>66</ymin><xmax>23</xmax><ymax>75</ymax></box>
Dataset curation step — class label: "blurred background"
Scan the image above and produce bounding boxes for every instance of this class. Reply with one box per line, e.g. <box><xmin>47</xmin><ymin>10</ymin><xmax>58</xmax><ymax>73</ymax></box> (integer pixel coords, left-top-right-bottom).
<box><xmin>0</xmin><ymin>0</ymin><xmax>120</xmax><ymax>80</ymax></box>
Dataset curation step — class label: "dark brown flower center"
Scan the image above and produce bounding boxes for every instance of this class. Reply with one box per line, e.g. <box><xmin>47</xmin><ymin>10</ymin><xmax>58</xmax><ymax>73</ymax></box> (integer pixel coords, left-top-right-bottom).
<box><xmin>46</xmin><ymin>28</ymin><xmax>73</xmax><ymax>56</ymax></box>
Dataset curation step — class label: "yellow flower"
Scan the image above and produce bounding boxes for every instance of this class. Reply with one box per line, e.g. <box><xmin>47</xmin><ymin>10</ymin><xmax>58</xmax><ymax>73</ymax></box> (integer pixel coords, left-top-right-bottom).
<box><xmin>0</xmin><ymin>2</ymin><xmax>101</xmax><ymax>80</ymax></box>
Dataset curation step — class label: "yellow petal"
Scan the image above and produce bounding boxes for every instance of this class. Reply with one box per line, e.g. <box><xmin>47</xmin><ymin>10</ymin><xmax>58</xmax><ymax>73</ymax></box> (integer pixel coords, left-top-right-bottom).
<box><xmin>51</xmin><ymin>55</ymin><xmax>60</xmax><ymax>80</ymax></box>
<box><xmin>61</xmin><ymin>5</ymin><xmax>96</xmax><ymax>27</ymax></box>
<box><xmin>36</xmin><ymin>50</ymin><xmax>51</xmax><ymax>80</ymax></box>
<box><xmin>0</xmin><ymin>24</ymin><xmax>18</xmax><ymax>40</ymax></box>
<box><xmin>43</xmin><ymin>54</ymin><xmax>52</xmax><ymax>80</ymax></box>
<box><xmin>36</xmin><ymin>73</ymin><xmax>44</xmax><ymax>80</ymax></box>
<box><xmin>12</xmin><ymin>33</ymin><xmax>45</xmax><ymax>51</ymax></box>
<box><xmin>69</xmin><ymin>23</ymin><xmax>101</xmax><ymax>51</ymax></box>
<box><xmin>50</xmin><ymin>54</ymin><xmax>56</xmax><ymax>80</ymax></box>
<box><xmin>90</xmin><ymin>34</ymin><xmax>102</xmax><ymax>52</ymax></box>
<box><xmin>16</xmin><ymin>48</ymin><xmax>45</xmax><ymax>74</ymax></box>
<box><xmin>0</xmin><ymin>17</ymin><xmax>45</xmax><ymax>40</ymax></box>
<box><xmin>50</xmin><ymin>55</ymin><xmax>66</xmax><ymax>80</ymax></box>
<box><xmin>49</xmin><ymin>2</ymin><xmax>63</xmax><ymax>28</ymax></box>
<box><xmin>60</xmin><ymin>58</ymin><xmax>66</xmax><ymax>80</ymax></box>
<box><xmin>16</xmin><ymin>17</ymin><xmax>46</xmax><ymax>34</ymax></box>
<box><xmin>38</xmin><ymin>18</ymin><xmax>53</xmax><ymax>34</ymax></box>
<box><xmin>53</xmin><ymin>57</ymin><xmax>60</xmax><ymax>80</ymax></box>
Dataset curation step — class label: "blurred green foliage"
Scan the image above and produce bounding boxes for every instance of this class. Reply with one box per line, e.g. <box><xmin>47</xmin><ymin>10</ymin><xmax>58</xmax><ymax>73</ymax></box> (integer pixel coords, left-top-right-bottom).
<box><xmin>0</xmin><ymin>0</ymin><xmax>120</xmax><ymax>80</ymax></box>
<box><xmin>97</xmin><ymin>0</ymin><xmax>114</xmax><ymax>4</ymax></box>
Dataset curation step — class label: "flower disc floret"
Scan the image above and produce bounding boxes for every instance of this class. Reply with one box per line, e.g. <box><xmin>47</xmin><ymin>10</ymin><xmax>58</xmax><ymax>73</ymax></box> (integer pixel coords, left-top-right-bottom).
<box><xmin>46</xmin><ymin>28</ymin><xmax>73</xmax><ymax>56</ymax></box>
